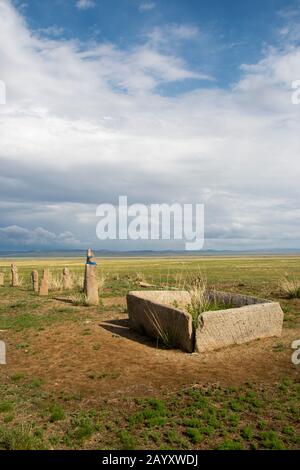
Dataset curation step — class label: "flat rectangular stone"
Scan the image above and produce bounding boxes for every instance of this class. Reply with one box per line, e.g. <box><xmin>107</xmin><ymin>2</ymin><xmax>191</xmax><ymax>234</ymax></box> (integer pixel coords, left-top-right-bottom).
<box><xmin>195</xmin><ymin>292</ymin><xmax>284</xmax><ymax>353</ymax></box>
<box><xmin>127</xmin><ymin>291</ymin><xmax>194</xmax><ymax>353</ymax></box>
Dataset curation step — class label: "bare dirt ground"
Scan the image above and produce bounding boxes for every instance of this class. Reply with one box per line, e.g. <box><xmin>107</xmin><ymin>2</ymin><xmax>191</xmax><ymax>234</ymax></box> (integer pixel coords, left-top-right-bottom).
<box><xmin>3</xmin><ymin>296</ymin><xmax>299</xmax><ymax>401</ymax></box>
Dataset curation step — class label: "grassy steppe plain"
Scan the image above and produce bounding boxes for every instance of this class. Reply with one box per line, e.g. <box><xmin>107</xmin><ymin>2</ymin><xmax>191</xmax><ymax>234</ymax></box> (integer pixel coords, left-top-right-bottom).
<box><xmin>0</xmin><ymin>256</ymin><xmax>299</xmax><ymax>450</ymax></box>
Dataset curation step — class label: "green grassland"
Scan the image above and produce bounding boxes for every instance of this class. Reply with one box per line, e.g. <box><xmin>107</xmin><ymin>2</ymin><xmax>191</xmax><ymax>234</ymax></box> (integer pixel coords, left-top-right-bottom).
<box><xmin>0</xmin><ymin>256</ymin><xmax>299</xmax><ymax>450</ymax></box>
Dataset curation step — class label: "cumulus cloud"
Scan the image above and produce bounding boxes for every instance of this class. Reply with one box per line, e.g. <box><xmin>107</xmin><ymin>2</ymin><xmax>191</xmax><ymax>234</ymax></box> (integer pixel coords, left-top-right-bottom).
<box><xmin>147</xmin><ymin>24</ymin><xmax>201</xmax><ymax>47</ymax></box>
<box><xmin>0</xmin><ymin>0</ymin><xmax>299</xmax><ymax>250</ymax></box>
<box><xmin>139</xmin><ymin>2</ymin><xmax>156</xmax><ymax>12</ymax></box>
<box><xmin>36</xmin><ymin>25</ymin><xmax>65</xmax><ymax>38</ymax></box>
<box><xmin>0</xmin><ymin>226</ymin><xmax>80</xmax><ymax>249</ymax></box>
<box><xmin>75</xmin><ymin>0</ymin><xmax>95</xmax><ymax>10</ymax></box>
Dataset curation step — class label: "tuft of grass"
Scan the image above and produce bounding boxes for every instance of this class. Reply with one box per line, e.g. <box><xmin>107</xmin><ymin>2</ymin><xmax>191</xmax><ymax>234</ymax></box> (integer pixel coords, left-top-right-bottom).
<box><xmin>29</xmin><ymin>378</ymin><xmax>45</xmax><ymax>389</ymax></box>
<box><xmin>119</xmin><ymin>430</ymin><xmax>137</xmax><ymax>450</ymax></box>
<box><xmin>145</xmin><ymin>308</ymin><xmax>179</xmax><ymax>349</ymax></box>
<box><xmin>71</xmin><ymin>272</ymin><xmax>84</xmax><ymax>290</ymax></box>
<box><xmin>279</xmin><ymin>277</ymin><xmax>300</xmax><ymax>299</ymax></box>
<box><xmin>241</xmin><ymin>425</ymin><xmax>254</xmax><ymax>440</ymax></box>
<box><xmin>0</xmin><ymin>402</ymin><xmax>13</xmax><ymax>413</ymax></box>
<box><xmin>260</xmin><ymin>430</ymin><xmax>285</xmax><ymax>450</ymax></box>
<box><xmin>70</xmin><ymin>293</ymin><xmax>89</xmax><ymax>306</ymax></box>
<box><xmin>48</xmin><ymin>272</ymin><xmax>63</xmax><ymax>292</ymax></box>
<box><xmin>69</xmin><ymin>414</ymin><xmax>97</xmax><ymax>443</ymax></box>
<box><xmin>11</xmin><ymin>372</ymin><xmax>25</xmax><ymax>382</ymax></box>
<box><xmin>48</xmin><ymin>403</ymin><xmax>65</xmax><ymax>423</ymax></box>
<box><xmin>186</xmin><ymin>278</ymin><xmax>210</xmax><ymax>329</ymax></box>
<box><xmin>186</xmin><ymin>280</ymin><xmax>235</xmax><ymax>329</ymax></box>
<box><xmin>186</xmin><ymin>428</ymin><xmax>203</xmax><ymax>444</ymax></box>
<box><xmin>3</xmin><ymin>414</ymin><xmax>14</xmax><ymax>424</ymax></box>
<box><xmin>217</xmin><ymin>439</ymin><xmax>244</xmax><ymax>450</ymax></box>
<box><xmin>98</xmin><ymin>272</ymin><xmax>106</xmax><ymax>292</ymax></box>
<box><xmin>0</xmin><ymin>424</ymin><xmax>46</xmax><ymax>450</ymax></box>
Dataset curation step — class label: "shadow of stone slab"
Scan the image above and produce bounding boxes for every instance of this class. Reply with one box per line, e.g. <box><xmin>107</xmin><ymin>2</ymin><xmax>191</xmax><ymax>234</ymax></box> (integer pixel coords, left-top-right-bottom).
<box><xmin>100</xmin><ymin>319</ymin><xmax>168</xmax><ymax>350</ymax></box>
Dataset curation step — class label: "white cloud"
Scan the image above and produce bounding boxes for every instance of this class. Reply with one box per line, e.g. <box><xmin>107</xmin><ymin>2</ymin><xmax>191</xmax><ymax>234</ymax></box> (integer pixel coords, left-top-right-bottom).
<box><xmin>37</xmin><ymin>25</ymin><xmax>65</xmax><ymax>38</ymax></box>
<box><xmin>75</xmin><ymin>0</ymin><xmax>95</xmax><ymax>11</ymax></box>
<box><xmin>0</xmin><ymin>225</ymin><xmax>80</xmax><ymax>248</ymax></box>
<box><xmin>139</xmin><ymin>2</ymin><xmax>156</xmax><ymax>12</ymax></box>
<box><xmin>147</xmin><ymin>24</ymin><xmax>200</xmax><ymax>46</ymax></box>
<box><xmin>0</xmin><ymin>0</ymin><xmax>300</xmax><ymax>250</ymax></box>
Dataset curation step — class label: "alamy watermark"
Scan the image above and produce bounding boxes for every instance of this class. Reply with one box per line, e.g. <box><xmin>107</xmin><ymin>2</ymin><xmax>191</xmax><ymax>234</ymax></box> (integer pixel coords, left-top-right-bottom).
<box><xmin>291</xmin><ymin>80</ymin><xmax>300</xmax><ymax>104</ymax></box>
<box><xmin>0</xmin><ymin>80</ymin><xmax>6</xmax><ymax>105</ymax></box>
<box><xmin>0</xmin><ymin>341</ymin><xmax>6</xmax><ymax>365</ymax></box>
<box><xmin>291</xmin><ymin>339</ymin><xmax>300</xmax><ymax>365</ymax></box>
<box><xmin>96</xmin><ymin>196</ymin><xmax>204</xmax><ymax>250</ymax></box>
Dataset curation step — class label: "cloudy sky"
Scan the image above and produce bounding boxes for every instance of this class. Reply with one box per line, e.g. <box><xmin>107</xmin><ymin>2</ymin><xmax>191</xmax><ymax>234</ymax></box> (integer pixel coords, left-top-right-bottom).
<box><xmin>0</xmin><ymin>0</ymin><xmax>300</xmax><ymax>251</ymax></box>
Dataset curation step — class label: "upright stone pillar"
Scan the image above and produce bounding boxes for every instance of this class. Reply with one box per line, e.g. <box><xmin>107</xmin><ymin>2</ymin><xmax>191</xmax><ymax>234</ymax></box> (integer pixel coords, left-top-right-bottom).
<box><xmin>84</xmin><ymin>249</ymin><xmax>99</xmax><ymax>306</ymax></box>
<box><xmin>11</xmin><ymin>264</ymin><xmax>19</xmax><ymax>287</ymax></box>
<box><xmin>63</xmin><ymin>267</ymin><xmax>72</xmax><ymax>290</ymax></box>
<box><xmin>31</xmin><ymin>270</ymin><xmax>39</xmax><ymax>293</ymax></box>
<box><xmin>39</xmin><ymin>269</ymin><xmax>49</xmax><ymax>296</ymax></box>
<box><xmin>0</xmin><ymin>273</ymin><xmax>4</xmax><ymax>287</ymax></box>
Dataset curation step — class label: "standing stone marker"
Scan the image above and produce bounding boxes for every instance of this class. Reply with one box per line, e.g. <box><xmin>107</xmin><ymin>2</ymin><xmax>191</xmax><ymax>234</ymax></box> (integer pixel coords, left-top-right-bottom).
<box><xmin>39</xmin><ymin>269</ymin><xmax>49</xmax><ymax>296</ymax></box>
<box><xmin>0</xmin><ymin>273</ymin><xmax>4</xmax><ymax>287</ymax></box>
<box><xmin>11</xmin><ymin>263</ymin><xmax>19</xmax><ymax>287</ymax></box>
<box><xmin>84</xmin><ymin>249</ymin><xmax>99</xmax><ymax>306</ymax></box>
<box><xmin>63</xmin><ymin>267</ymin><xmax>72</xmax><ymax>290</ymax></box>
<box><xmin>31</xmin><ymin>270</ymin><xmax>39</xmax><ymax>293</ymax></box>
<box><xmin>0</xmin><ymin>341</ymin><xmax>5</xmax><ymax>365</ymax></box>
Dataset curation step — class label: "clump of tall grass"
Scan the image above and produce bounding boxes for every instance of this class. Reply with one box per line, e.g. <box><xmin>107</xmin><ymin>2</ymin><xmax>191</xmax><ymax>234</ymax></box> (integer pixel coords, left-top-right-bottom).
<box><xmin>48</xmin><ymin>272</ymin><xmax>63</xmax><ymax>292</ymax></box>
<box><xmin>135</xmin><ymin>272</ymin><xmax>148</xmax><ymax>284</ymax></box>
<box><xmin>0</xmin><ymin>423</ymin><xmax>46</xmax><ymax>450</ymax></box>
<box><xmin>98</xmin><ymin>271</ymin><xmax>106</xmax><ymax>291</ymax></box>
<box><xmin>279</xmin><ymin>277</ymin><xmax>300</xmax><ymax>299</ymax></box>
<box><xmin>146</xmin><ymin>308</ymin><xmax>179</xmax><ymax>349</ymax></box>
<box><xmin>71</xmin><ymin>272</ymin><xmax>84</xmax><ymax>291</ymax></box>
<box><xmin>70</xmin><ymin>292</ymin><xmax>89</xmax><ymax>306</ymax></box>
<box><xmin>186</xmin><ymin>278</ymin><xmax>211</xmax><ymax>329</ymax></box>
<box><xmin>17</xmin><ymin>275</ymin><xmax>25</xmax><ymax>287</ymax></box>
<box><xmin>185</xmin><ymin>277</ymin><xmax>234</xmax><ymax>328</ymax></box>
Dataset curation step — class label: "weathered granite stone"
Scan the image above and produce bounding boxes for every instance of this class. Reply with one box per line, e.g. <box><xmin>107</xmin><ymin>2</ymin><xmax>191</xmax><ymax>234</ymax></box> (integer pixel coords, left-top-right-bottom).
<box><xmin>11</xmin><ymin>264</ymin><xmax>19</xmax><ymax>287</ymax></box>
<box><xmin>0</xmin><ymin>341</ymin><xmax>5</xmax><ymax>365</ymax></box>
<box><xmin>195</xmin><ymin>292</ymin><xmax>284</xmax><ymax>353</ymax></box>
<box><xmin>126</xmin><ymin>290</ymin><xmax>284</xmax><ymax>354</ymax></box>
<box><xmin>0</xmin><ymin>273</ymin><xmax>4</xmax><ymax>287</ymax></box>
<box><xmin>39</xmin><ymin>269</ymin><xmax>49</xmax><ymax>296</ymax></box>
<box><xmin>63</xmin><ymin>267</ymin><xmax>72</xmax><ymax>290</ymax></box>
<box><xmin>31</xmin><ymin>270</ymin><xmax>39</xmax><ymax>293</ymax></box>
<box><xmin>84</xmin><ymin>264</ymin><xmax>99</xmax><ymax>306</ymax></box>
<box><xmin>127</xmin><ymin>291</ymin><xmax>194</xmax><ymax>353</ymax></box>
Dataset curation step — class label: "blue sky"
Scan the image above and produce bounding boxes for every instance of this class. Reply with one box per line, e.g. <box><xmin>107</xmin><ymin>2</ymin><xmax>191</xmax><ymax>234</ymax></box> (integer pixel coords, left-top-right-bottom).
<box><xmin>0</xmin><ymin>0</ymin><xmax>300</xmax><ymax>251</ymax></box>
<box><xmin>16</xmin><ymin>0</ymin><xmax>300</xmax><ymax>89</ymax></box>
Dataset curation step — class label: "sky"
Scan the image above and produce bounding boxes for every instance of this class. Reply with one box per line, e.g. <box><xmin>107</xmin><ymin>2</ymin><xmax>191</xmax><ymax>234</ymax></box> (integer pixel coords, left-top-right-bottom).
<box><xmin>0</xmin><ymin>0</ymin><xmax>300</xmax><ymax>251</ymax></box>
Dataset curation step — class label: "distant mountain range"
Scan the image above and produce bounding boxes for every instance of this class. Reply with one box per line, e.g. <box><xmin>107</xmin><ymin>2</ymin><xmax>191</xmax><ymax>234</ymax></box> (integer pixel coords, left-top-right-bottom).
<box><xmin>0</xmin><ymin>249</ymin><xmax>300</xmax><ymax>258</ymax></box>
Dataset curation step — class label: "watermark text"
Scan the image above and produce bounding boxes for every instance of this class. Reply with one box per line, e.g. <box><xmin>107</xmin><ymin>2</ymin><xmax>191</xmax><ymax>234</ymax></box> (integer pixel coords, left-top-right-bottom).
<box><xmin>0</xmin><ymin>80</ymin><xmax>6</xmax><ymax>105</ymax></box>
<box><xmin>291</xmin><ymin>339</ymin><xmax>300</xmax><ymax>365</ymax></box>
<box><xmin>291</xmin><ymin>80</ymin><xmax>300</xmax><ymax>104</ymax></box>
<box><xmin>96</xmin><ymin>196</ymin><xmax>204</xmax><ymax>250</ymax></box>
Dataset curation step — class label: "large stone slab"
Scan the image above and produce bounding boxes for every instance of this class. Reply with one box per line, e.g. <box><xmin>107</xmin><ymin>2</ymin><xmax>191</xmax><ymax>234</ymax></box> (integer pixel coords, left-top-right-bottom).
<box><xmin>126</xmin><ymin>290</ymin><xmax>284</xmax><ymax>354</ymax></box>
<box><xmin>195</xmin><ymin>291</ymin><xmax>284</xmax><ymax>353</ymax></box>
<box><xmin>127</xmin><ymin>291</ymin><xmax>194</xmax><ymax>353</ymax></box>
